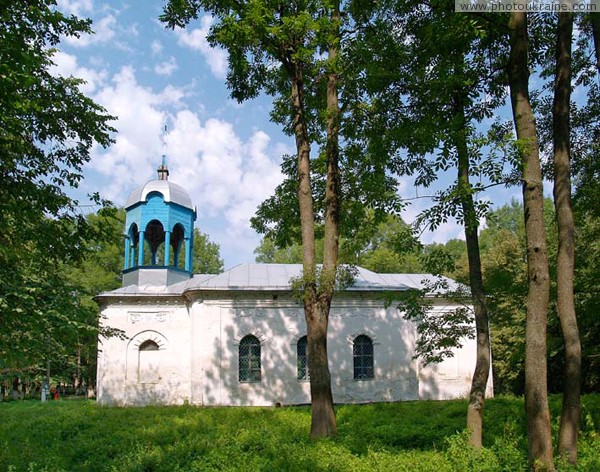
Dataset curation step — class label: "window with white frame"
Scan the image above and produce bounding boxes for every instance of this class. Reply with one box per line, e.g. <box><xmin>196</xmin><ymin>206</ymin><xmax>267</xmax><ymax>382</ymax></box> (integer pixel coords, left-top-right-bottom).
<box><xmin>239</xmin><ymin>335</ymin><xmax>261</xmax><ymax>382</ymax></box>
<box><xmin>353</xmin><ymin>335</ymin><xmax>374</xmax><ymax>380</ymax></box>
<box><xmin>297</xmin><ymin>335</ymin><xmax>309</xmax><ymax>381</ymax></box>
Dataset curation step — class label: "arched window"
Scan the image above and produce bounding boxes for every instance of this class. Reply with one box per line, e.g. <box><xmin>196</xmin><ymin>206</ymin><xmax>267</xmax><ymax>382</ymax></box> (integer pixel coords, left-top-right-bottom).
<box><xmin>297</xmin><ymin>336</ymin><xmax>309</xmax><ymax>381</ymax></box>
<box><xmin>353</xmin><ymin>335</ymin><xmax>374</xmax><ymax>380</ymax></box>
<box><xmin>138</xmin><ymin>340</ymin><xmax>160</xmax><ymax>383</ymax></box>
<box><xmin>239</xmin><ymin>335</ymin><xmax>261</xmax><ymax>382</ymax></box>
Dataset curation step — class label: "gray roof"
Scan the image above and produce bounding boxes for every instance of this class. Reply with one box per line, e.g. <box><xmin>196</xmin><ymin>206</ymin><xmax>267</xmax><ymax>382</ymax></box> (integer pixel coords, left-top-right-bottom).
<box><xmin>125</xmin><ymin>179</ymin><xmax>194</xmax><ymax>210</ymax></box>
<box><xmin>99</xmin><ymin>263</ymin><xmax>462</xmax><ymax>297</ymax></box>
<box><xmin>184</xmin><ymin>264</ymin><xmax>416</xmax><ymax>291</ymax></box>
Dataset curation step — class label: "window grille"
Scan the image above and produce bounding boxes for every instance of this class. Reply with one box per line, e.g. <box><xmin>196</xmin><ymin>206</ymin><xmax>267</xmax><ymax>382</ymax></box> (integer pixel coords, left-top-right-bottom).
<box><xmin>297</xmin><ymin>336</ymin><xmax>309</xmax><ymax>381</ymax></box>
<box><xmin>239</xmin><ymin>335</ymin><xmax>261</xmax><ymax>382</ymax></box>
<box><xmin>353</xmin><ymin>335</ymin><xmax>374</xmax><ymax>380</ymax></box>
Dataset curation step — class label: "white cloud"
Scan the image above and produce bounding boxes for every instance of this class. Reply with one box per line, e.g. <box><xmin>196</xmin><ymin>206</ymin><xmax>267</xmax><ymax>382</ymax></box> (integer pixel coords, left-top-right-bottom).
<box><xmin>174</xmin><ymin>16</ymin><xmax>228</xmax><ymax>78</ymax></box>
<box><xmin>88</xmin><ymin>66</ymin><xmax>185</xmax><ymax>198</ymax></box>
<box><xmin>154</xmin><ymin>56</ymin><xmax>178</xmax><ymax>76</ymax></box>
<box><xmin>63</xmin><ymin>14</ymin><xmax>117</xmax><ymax>47</ymax></box>
<box><xmin>151</xmin><ymin>40</ymin><xmax>163</xmax><ymax>56</ymax></box>
<box><xmin>85</xmin><ymin>66</ymin><xmax>283</xmax><ymax>265</ymax></box>
<box><xmin>56</xmin><ymin>0</ymin><xmax>93</xmax><ymax>16</ymax></box>
<box><xmin>51</xmin><ymin>50</ymin><xmax>108</xmax><ymax>94</ymax></box>
<box><xmin>163</xmin><ymin>112</ymin><xmax>284</xmax><ymax>242</ymax></box>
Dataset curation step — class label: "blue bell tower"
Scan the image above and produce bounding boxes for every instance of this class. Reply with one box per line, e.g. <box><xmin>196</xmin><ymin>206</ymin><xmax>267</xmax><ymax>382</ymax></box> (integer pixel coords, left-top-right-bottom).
<box><xmin>122</xmin><ymin>155</ymin><xmax>196</xmax><ymax>287</ymax></box>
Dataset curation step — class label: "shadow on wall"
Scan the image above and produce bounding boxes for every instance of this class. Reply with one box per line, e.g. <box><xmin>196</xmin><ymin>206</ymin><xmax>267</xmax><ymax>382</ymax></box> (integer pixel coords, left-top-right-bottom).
<box><xmin>201</xmin><ymin>295</ymin><xmax>445</xmax><ymax>406</ymax></box>
<box><xmin>98</xmin><ymin>294</ymin><xmax>482</xmax><ymax>406</ymax></box>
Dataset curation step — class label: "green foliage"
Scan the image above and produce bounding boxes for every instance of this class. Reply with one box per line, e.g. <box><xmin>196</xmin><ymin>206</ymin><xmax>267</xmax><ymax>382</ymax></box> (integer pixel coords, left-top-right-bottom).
<box><xmin>169</xmin><ymin>0</ymin><xmax>409</xmax><ymax>248</ymax></box>
<box><xmin>192</xmin><ymin>228</ymin><xmax>224</xmax><ymax>274</ymax></box>
<box><xmin>397</xmin><ymin>277</ymin><xmax>474</xmax><ymax>365</ymax></box>
<box><xmin>3</xmin><ymin>396</ymin><xmax>600</xmax><ymax>471</ymax></box>
<box><xmin>289</xmin><ymin>265</ymin><xmax>358</xmax><ymax>305</ymax></box>
<box><xmin>255</xmin><ymin>214</ymin><xmax>424</xmax><ymax>273</ymax></box>
<box><xmin>66</xmin><ymin>208</ymin><xmax>126</xmax><ymax>296</ymax></box>
<box><xmin>254</xmin><ymin>236</ymin><xmax>323</xmax><ymax>264</ymax></box>
<box><xmin>434</xmin><ymin>198</ymin><xmax>600</xmax><ymax>395</ymax></box>
<box><xmin>344</xmin><ymin>0</ymin><xmax>509</xmax><ymax>235</ymax></box>
<box><xmin>574</xmin><ymin>210</ymin><xmax>600</xmax><ymax>391</ymax></box>
<box><xmin>60</xmin><ymin>208</ymin><xmax>126</xmax><ymax>387</ymax></box>
<box><xmin>0</xmin><ymin>1</ymin><xmax>115</xmax><ymax>378</ymax></box>
<box><xmin>344</xmin><ymin>214</ymin><xmax>423</xmax><ymax>273</ymax></box>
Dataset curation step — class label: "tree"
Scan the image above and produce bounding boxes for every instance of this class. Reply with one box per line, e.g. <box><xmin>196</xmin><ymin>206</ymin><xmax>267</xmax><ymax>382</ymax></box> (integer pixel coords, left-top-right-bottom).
<box><xmin>345</xmin><ymin>0</ymin><xmax>506</xmax><ymax>447</ymax></box>
<box><xmin>68</xmin><ymin>209</ymin><xmax>126</xmax><ymax>296</ymax></box>
<box><xmin>254</xmin><ymin>214</ymin><xmax>422</xmax><ymax>273</ymax></box>
<box><xmin>591</xmin><ymin>14</ymin><xmax>600</xmax><ymax>76</ymax></box>
<box><xmin>507</xmin><ymin>12</ymin><xmax>554</xmax><ymax>470</ymax></box>
<box><xmin>254</xmin><ymin>237</ymin><xmax>322</xmax><ymax>264</ymax></box>
<box><xmin>162</xmin><ymin>0</ymin><xmax>344</xmax><ymax>438</ymax></box>
<box><xmin>479</xmin><ymin>215</ymin><xmax>528</xmax><ymax>396</ymax></box>
<box><xmin>0</xmin><ymin>1</ymin><xmax>115</xmax><ymax>376</ymax></box>
<box><xmin>573</xmin><ymin>208</ymin><xmax>600</xmax><ymax>393</ymax></box>
<box><xmin>63</xmin><ymin>208</ymin><xmax>125</xmax><ymax>388</ymax></box>
<box><xmin>192</xmin><ymin>229</ymin><xmax>224</xmax><ymax>274</ymax></box>
<box><xmin>551</xmin><ymin>12</ymin><xmax>581</xmax><ymax>465</ymax></box>
<box><xmin>345</xmin><ymin>214</ymin><xmax>422</xmax><ymax>273</ymax></box>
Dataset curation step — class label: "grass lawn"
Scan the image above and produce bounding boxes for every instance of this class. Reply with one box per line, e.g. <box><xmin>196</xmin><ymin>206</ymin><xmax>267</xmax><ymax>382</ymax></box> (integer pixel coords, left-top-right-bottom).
<box><xmin>1</xmin><ymin>395</ymin><xmax>599</xmax><ymax>471</ymax></box>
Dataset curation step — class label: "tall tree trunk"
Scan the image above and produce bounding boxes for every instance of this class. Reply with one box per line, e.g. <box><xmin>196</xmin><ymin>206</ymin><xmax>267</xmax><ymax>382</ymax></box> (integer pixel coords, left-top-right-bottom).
<box><xmin>553</xmin><ymin>12</ymin><xmax>581</xmax><ymax>465</ymax></box>
<box><xmin>507</xmin><ymin>12</ymin><xmax>555</xmax><ymax>471</ymax></box>
<box><xmin>290</xmin><ymin>59</ymin><xmax>336</xmax><ymax>439</ymax></box>
<box><xmin>310</xmin><ymin>1</ymin><xmax>341</xmax><ymax>439</ymax></box>
<box><xmin>590</xmin><ymin>13</ymin><xmax>600</xmax><ymax>76</ymax></box>
<box><xmin>453</xmin><ymin>89</ymin><xmax>491</xmax><ymax>449</ymax></box>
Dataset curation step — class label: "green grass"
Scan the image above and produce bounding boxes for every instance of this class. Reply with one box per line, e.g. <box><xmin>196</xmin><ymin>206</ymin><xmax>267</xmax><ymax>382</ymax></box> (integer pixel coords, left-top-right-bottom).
<box><xmin>1</xmin><ymin>396</ymin><xmax>599</xmax><ymax>471</ymax></box>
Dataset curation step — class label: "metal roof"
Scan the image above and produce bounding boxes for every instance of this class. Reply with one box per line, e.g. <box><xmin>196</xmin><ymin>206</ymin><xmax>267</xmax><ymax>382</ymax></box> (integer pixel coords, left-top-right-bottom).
<box><xmin>183</xmin><ymin>264</ymin><xmax>460</xmax><ymax>292</ymax></box>
<box><xmin>125</xmin><ymin>179</ymin><xmax>194</xmax><ymax>210</ymax></box>
<box><xmin>98</xmin><ymin>264</ymin><xmax>462</xmax><ymax>298</ymax></box>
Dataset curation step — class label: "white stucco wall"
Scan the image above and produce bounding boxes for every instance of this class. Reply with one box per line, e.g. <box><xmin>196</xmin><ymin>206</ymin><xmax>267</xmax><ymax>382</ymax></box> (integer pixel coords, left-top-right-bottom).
<box><xmin>97</xmin><ymin>291</ymin><xmax>489</xmax><ymax>406</ymax></box>
<box><xmin>97</xmin><ymin>298</ymin><xmax>191</xmax><ymax>405</ymax></box>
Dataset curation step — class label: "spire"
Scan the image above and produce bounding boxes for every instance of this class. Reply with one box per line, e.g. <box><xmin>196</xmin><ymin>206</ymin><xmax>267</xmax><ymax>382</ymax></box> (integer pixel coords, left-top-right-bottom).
<box><xmin>157</xmin><ymin>121</ymin><xmax>169</xmax><ymax>181</ymax></box>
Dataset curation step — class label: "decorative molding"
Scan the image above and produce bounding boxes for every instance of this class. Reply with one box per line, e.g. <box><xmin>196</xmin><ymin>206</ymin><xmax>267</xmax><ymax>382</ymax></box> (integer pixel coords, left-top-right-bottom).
<box><xmin>251</xmin><ymin>308</ymin><xmax>303</xmax><ymax>317</ymax></box>
<box><xmin>233</xmin><ymin>331</ymin><xmax>267</xmax><ymax>346</ymax></box>
<box><xmin>331</xmin><ymin>307</ymin><xmax>372</xmax><ymax>318</ymax></box>
<box><xmin>201</xmin><ymin>298</ymin><xmax>302</xmax><ymax>309</ymax></box>
<box><xmin>346</xmin><ymin>329</ymin><xmax>380</xmax><ymax>345</ymax></box>
<box><xmin>128</xmin><ymin>330</ymin><xmax>168</xmax><ymax>349</ymax></box>
<box><xmin>290</xmin><ymin>333</ymin><xmax>307</xmax><ymax>346</ymax></box>
<box><xmin>235</xmin><ymin>307</ymin><xmax>272</xmax><ymax>318</ymax></box>
<box><xmin>232</xmin><ymin>307</ymin><xmax>304</xmax><ymax>318</ymax></box>
<box><xmin>128</xmin><ymin>311</ymin><xmax>170</xmax><ymax>324</ymax></box>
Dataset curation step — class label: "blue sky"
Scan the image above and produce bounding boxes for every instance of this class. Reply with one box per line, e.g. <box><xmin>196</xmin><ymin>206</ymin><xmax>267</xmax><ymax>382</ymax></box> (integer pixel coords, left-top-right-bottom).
<box><xmin>54</xmin><ymin>0</ymin><xmax>522</xmax><ymax>269</ymax></box>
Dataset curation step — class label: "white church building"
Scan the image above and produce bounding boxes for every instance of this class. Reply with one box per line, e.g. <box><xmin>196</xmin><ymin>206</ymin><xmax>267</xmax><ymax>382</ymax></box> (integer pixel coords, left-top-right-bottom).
<box><xmin>96</xmin><ymin>164</ymin><xmax>490</xmax><ymax>406</ymax></box>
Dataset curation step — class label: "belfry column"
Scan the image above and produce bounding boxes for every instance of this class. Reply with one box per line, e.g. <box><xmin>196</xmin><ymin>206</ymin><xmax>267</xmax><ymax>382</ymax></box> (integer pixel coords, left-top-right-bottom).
<box><xmin>184</xmin><ymin>236</ymin><xmax>191</xmax><ymax>271</ymax></box>
<box><xmin>138</xmin><ymin>230</ymin><xmax>145</xmax><ymax>266</ymax></box>
<box><xmin>124</xmin><ymin>236</ymin><xmax>131</xmax><ymax>269</ymax></box>
<box><xmin>164</xmin><ymin>230</ymin><xmax>171</xmax><ymax>267</ymax></box>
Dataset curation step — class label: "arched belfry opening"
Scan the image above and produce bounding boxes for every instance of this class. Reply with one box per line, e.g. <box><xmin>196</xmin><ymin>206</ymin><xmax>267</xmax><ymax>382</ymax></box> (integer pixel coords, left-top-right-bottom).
<box><xmin>145</xmin><ymin>219</ymin><xmax>165</xmax><ymax>265</ymax></box>
<box><xmin>170</xmin><ymin>223</ymin><xmax>186</xmax><ymax>268</ymax></box>
<box><xmin>122</xmin><ymin>160</ymin><xmax>197</xmax><ymax>287</ymax></box>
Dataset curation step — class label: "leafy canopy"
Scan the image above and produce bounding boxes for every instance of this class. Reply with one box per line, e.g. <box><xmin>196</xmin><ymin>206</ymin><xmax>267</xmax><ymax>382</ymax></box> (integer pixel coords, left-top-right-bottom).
<box><xmin>0</xmin><ymin>1</ymin><xmax>115</xmax><ymax>370</ymax></box>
